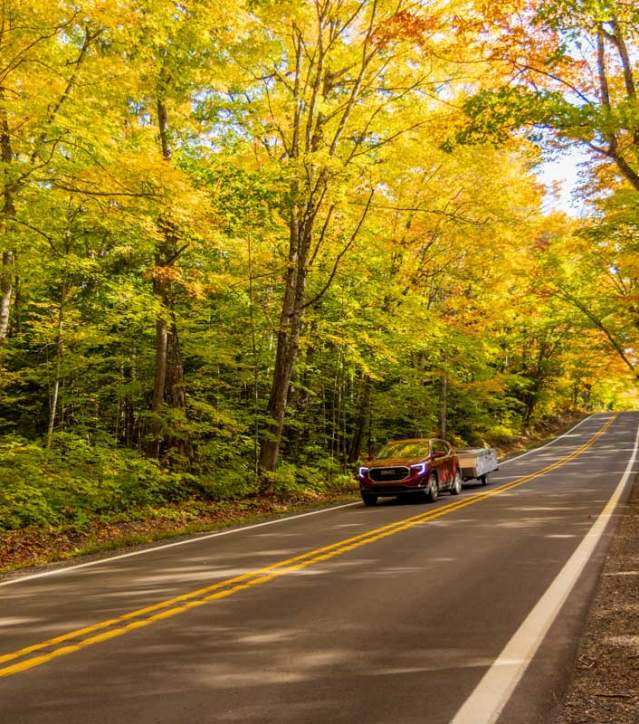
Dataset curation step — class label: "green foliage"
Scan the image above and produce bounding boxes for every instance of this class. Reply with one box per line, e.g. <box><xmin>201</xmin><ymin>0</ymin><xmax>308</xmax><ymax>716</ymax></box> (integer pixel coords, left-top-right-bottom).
<box><xmin>447</xmin><ymin>88</ymin><xmax>568</xmax><ymax>148</ymax></box>
<box><xmin>0</xmin><ymin>434</ymin><xmax>192</xmax><ymax>530</ymax></box>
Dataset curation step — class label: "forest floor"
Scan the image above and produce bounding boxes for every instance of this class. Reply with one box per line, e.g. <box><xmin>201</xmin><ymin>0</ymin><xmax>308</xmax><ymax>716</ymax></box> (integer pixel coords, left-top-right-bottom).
<box><xmin>0</xmin><ymin>493</ymin><xmax>357</xmax><ymax>576</ymax></box>
<box><xmin>555</xmin><ymin>474</ymin><xmax>639</xmax><ymax>723</ymax></box>
<box><xmin>0</xmin><ymin>412</ymin><xmax>583</xmax><ymax>577</ymax></box>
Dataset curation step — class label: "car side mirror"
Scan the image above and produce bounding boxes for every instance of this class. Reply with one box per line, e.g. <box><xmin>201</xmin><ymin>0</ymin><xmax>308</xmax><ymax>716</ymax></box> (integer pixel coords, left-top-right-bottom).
<box><xmin>431</xmin><ymin>451</ymin><xmax>445</xmax><ymax>459</ymax></box>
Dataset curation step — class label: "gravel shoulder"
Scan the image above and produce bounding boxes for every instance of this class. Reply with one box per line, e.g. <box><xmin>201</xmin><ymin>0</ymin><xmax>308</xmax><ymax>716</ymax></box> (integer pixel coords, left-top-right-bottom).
<box><xmin>555</xmin><ymin>475</ymin><xmax>639</xmax><ymax>723</ymax></box>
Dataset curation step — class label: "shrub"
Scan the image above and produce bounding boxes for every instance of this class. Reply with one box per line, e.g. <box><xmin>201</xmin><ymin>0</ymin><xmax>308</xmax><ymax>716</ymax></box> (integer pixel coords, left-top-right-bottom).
<box><xmin>0</xmin><ymin>434</ymin><xmax>191</xmax><ymax>530</ymax></box>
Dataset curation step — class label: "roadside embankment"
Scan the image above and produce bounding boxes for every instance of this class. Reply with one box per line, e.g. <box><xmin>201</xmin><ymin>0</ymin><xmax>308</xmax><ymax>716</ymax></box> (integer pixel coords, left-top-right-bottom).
<box><xmin>556</xmin><ymin>475</ymin><xmax>639</xmax><ymax>723</ymax></box>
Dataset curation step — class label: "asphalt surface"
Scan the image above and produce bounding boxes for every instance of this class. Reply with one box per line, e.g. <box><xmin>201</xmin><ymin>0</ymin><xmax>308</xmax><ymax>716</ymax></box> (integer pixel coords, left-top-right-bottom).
<box><xmin>1</xmin><ymin>412</ymin><xmax>637</xmax><ymax>724</ymax></box>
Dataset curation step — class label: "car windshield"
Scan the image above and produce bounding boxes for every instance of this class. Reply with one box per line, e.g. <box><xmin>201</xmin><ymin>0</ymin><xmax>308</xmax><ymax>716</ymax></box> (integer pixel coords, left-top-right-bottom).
<box><xmin>375</xmin><ymin>441</ymin><xmax>430</xmax><ymax>459</ymax></box>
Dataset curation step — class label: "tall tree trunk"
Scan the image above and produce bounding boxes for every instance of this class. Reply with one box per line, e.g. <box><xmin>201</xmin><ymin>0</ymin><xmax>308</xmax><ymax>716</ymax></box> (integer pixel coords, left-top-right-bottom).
<box><xmin>259</xmin><ymin>212</ymin><xmax>307</xmax><ymax>474</ymax></box>
<box><xmin>118</xmin><ymin>351</ymin><xmax>138</xmax><ymax>447</ymax></box>
<box><xmin>147</xmin><ymin>96</ymin><xmax>189</xmax><ymax>459</ymax></box>
<box><xmin>440</xmin><ymin>371</ymin><xmax>448</xmax><ymax>439</ymax></box>
<box><xmin>47</xmin><ymin>286</ymin><xmax>66</xmax><ymax>448</ymax></box>
<box><xmin>0</xmin><ymin>250</ymin><xmax>12</xmax><ymax>341</ymax></box>
<box><xmin>259</xmin><ymin>311</ymin><xmax>303</xmax><ymax>473</ymax></box>
<box><xmin>166</xmin><ymin>312</ymin><xmax>191</xmax><ymax>460</ymax></box>
<box><xmin>284</xmin><ymin>329</ymin><xmax>316</xmax><ymax>460</ymax></box>
<box><xmin>148</xmin><ymin>240</ymin><xmax>189</xmax><ymax>459</ymax></box>
<box><xmin>247</xmin><ymin>230</ymin><xmax>260</xmax><ymax>480</ymax></box>
<box><xmin>149</xmin><ymin>269</ymin><xmax>169</xmax><ymax>457</ymax></box>
<box><xmin>348</xmin><ymin>375</ymin><xmax>371</xmax><ymax>463</ymax></box>
<box><xmin>47</xmin><ymin>364</ymin><xmax>61</xmax><ymax>448</ymax></box>
<box><xmin>0</xmin><ymin>88</ymin><xmax>15</xmax><ymax>344</ymax></box>
<box><xmin>522</xmin><ymin>344</ymin><xmax>546</xmax><ymax>430</ymax></box>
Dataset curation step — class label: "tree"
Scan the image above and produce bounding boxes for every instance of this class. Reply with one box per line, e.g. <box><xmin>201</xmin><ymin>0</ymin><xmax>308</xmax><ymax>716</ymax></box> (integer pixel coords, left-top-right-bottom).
<box><xmin>217</xmin><ymin>0</ymin><xmax>475</xmax><ymax>474</ymax></box>
<box><xmin>452</xmin><ymin>0</ymin><xmax>639</xmax><ymax>190</ymax></box>
<box><xmin>0</xmin><ymin>2</ymin><xmax>107</xmax><ymax>343</ymax></box>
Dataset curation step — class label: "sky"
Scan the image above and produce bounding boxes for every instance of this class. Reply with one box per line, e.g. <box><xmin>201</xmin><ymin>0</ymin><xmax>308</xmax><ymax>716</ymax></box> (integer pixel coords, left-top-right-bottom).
<box><xmin>537</xmin><ymin>147</ymin><xmax>593</xmax><ymax>217</ymax></box>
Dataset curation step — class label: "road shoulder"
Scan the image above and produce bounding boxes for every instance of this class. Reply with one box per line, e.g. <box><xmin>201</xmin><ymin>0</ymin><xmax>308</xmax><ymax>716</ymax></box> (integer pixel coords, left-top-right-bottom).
<box><xmin>555</xmin><ymin>474</ymin><xmax>639</xmax><ymax>723</ymax></box>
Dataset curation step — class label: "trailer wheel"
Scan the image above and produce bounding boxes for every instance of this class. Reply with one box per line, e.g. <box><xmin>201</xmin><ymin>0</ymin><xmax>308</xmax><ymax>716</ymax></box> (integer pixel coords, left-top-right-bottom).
<box><xmin>480</xmin><ymin>474</ymin><xmax>488</xmax><ymax>486</ymax></box>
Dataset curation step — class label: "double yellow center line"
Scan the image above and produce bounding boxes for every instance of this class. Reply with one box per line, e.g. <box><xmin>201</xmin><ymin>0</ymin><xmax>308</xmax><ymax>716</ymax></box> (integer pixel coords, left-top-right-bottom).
<box><xmin>0</xmin><ymin>415</ymin><xmax>615</xmax><ymax>679</ymax></box>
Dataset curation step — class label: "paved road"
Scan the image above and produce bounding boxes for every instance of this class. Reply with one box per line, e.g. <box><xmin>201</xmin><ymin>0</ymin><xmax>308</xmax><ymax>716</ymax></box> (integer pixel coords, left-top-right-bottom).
<box><xmin>1</xmin><ymin>412</ymin><xmax>637</xmax><ymax>724</ymax></box>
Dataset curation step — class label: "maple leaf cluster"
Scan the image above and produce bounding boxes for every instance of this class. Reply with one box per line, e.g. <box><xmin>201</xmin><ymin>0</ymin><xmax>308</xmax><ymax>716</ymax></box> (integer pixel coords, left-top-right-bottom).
<box><xmin>371</xmin><ymin>10</ymin><xmax>438</xmax><ymax>50</ymax></box>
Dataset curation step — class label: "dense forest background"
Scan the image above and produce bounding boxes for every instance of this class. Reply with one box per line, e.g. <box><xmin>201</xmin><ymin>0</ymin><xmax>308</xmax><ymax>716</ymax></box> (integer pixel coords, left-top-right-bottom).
<box><xmin>1</xmin><ymin>0</ymin><xmax>638</xmax><ymax>533</ymax></box>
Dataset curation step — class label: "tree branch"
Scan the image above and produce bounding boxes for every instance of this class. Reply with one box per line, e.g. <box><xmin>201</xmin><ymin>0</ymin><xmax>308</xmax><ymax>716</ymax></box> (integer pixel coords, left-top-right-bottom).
<box><xmin>302</xmin><ymin>188</ymin><xmax>374</xmax><ymax>309</ymax></box>
<box><xmin>555</xmin><ymin>287</ymin><xmax>636</xmax><ymax>375</ymax></box>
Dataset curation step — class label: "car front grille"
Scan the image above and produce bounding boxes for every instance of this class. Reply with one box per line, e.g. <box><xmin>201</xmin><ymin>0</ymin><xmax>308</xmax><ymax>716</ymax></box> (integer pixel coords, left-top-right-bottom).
<box><xmin>369</xmin><ymin>466</ymin><xmax>410</xmax><ymax>483</ymax></box>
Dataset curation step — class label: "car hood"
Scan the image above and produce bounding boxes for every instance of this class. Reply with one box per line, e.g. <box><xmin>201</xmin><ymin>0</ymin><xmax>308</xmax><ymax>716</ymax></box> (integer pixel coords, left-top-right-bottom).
<box><xmin>367</xmin><ymin>456</ymin><xmax>429</xmax><ymax>468</ymax></box>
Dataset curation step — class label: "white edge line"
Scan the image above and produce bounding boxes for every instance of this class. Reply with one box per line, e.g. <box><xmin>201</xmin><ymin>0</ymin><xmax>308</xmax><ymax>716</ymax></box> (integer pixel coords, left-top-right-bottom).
<box><xmin>451</xmin><ymin>417</ymin><xmax>639</xmax><ymax>724</ymax></box>
<box><xmin>0</xmin><ymin>502</ymin><xmax>360</xmax><ymax>587</ymax></box>
<box><xmin>500</xmin><ymin>414</ymin><xmax>596</xmax><ymax>465</ymax></box>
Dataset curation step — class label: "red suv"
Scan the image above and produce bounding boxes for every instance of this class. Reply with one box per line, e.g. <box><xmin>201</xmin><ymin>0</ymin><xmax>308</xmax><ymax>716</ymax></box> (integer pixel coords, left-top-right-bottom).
<box><xmin>358</xmin><ymin>438</ymin><xmax>462</xmax><ymax>506</ymax></box>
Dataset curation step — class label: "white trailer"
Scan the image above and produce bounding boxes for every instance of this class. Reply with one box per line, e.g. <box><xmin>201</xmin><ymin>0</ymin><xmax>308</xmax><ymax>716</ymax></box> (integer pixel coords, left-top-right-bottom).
<box><xmin>456</xmin><ymin>448</ymin><xmax>499</xmax><ymax>486</ymax></box>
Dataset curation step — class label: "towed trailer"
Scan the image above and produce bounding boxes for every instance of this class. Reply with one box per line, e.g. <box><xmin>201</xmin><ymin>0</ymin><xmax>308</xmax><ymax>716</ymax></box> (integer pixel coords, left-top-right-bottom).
<box><xmin>456</xmin><ymin>447</ymin><xmax>499</xmax><ymax>486</ymax></box>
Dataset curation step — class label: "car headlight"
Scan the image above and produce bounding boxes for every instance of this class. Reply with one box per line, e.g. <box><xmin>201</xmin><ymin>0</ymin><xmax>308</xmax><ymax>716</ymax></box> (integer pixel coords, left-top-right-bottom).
<box><xmin>359</xmin><ymin>467</ymin><xmax>369</xmax><ymax>478</ymax></box>
<box><xmin>410</xmin><ymin>463</ymin><xmax>427</xmax><ymax>476</ymax></box>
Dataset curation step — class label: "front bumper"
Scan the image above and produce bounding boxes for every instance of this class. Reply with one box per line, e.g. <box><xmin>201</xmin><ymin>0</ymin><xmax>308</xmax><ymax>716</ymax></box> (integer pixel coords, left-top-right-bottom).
<box><xmin>359</xmin><ymin>477</ymin><xmax>428</xmax><ymax>497</ymax></box>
